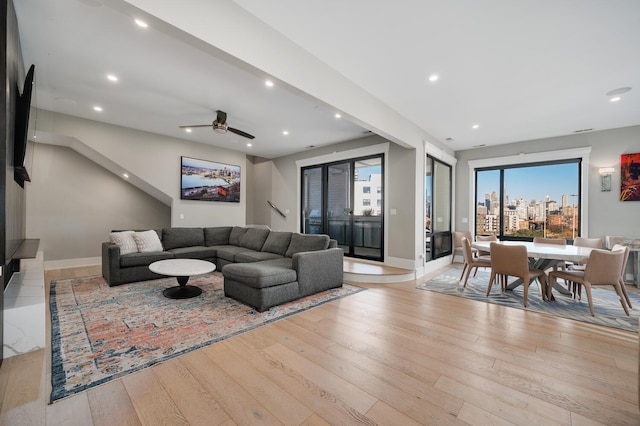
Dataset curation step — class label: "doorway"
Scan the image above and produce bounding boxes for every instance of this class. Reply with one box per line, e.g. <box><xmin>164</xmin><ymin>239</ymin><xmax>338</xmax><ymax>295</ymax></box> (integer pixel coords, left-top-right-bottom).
<box><xmin>301</xmin><ymin>154</ymin><xmax>384</xmax><ymax>261</ymax></box>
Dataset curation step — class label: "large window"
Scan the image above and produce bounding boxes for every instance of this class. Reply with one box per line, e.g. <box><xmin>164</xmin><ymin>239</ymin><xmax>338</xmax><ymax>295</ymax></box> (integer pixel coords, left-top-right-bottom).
<box><xmin>426</xmin><ymin>156</ymin><xmax>452</xmax><ymax>260</ymax></box>
<box><xmin>475</xmin><ymin>159</ymin><xmax>581</xmax><ymax>240</ymax></box>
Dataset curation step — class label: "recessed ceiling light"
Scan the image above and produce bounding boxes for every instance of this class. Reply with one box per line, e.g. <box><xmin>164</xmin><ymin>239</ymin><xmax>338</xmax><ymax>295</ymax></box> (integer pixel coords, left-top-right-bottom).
<box><xmin>265</xmin><ymin>80</ymin><xmax>274</xmax><ymax>87</ymax></box>
<box><xmin>282</xmin><ymin>130</ymin><xmax>289</xmax><ymax>135</ymax></box>
<box><xmin>107</xmin><ymin>74</ymin><xmax>118</xmax><ymax>82</ymax></box>
<box><xmin>610</xmin><ymin>97</ymin><xmax>621</xmax><ymax>102</ymax></box>
<box><xmin>123</xmin><ymin>173</ymin><xmax>129</xmax><ymax>178</ymax></box>
<box><xmin>247</xmin><ymin>143</ymin><xmax>252</xmax><ymax>147</ymax></box>
<box><xmin>185</xmin><ymin>128</ymin><xmax>192</xmax><ymax>133</ymax></box>
<box><xmin>335</xmin><ymin>113</ymin><xmax>341</xmax><ymax>119</ymax></box>
<box><xmin>134</xmin><ymin>19</ymin><xmax>148</xmax><ymax>28</ymax></box>
<box><xmin>428</xmin><ymin>74</ymin><xmax>439</xmax><ymax>82</ymax></box>
<box><xmin>472</xmin><ymin>124</ymin><xmax>479</xmax><ymax>129</ymax></box>
<box><xmin>605</xmin><ymin>87</ymin><xmax>631</xmax><ymax>96</ymax></box>
<box><xmin>93</xmin><ymin>106</ymin><xmax>103</xmax><ymax>112</ymax></box>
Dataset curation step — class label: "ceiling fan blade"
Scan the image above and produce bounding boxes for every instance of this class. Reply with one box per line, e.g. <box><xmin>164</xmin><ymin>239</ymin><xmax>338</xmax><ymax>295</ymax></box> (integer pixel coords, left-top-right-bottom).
<box><xmin>228</xmin><ymin>127</ymin><xmax>255</xmax><ymax>139</ymax></box>
<box><xmin>179</xmin><ymin>124</ymin><xmax>212</xmax><ymax>128</ymax></box>
<box><xmin>216</xmin><ymin>110</ymin><xmax>227</xmax><ymax>125</ymax></box>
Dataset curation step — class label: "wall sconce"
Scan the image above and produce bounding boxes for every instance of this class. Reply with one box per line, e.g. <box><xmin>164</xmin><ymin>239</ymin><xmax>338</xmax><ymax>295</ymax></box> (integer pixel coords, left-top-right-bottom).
<box><xmin>599</xmin><ymin>167</ymin><xmax>615</xmax><ymax>191</ymax></box>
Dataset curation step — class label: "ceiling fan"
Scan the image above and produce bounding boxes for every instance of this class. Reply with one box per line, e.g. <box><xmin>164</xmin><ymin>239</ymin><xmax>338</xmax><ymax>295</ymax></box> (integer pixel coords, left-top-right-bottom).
<box><xmin>180</xmin><ymin>110</ymin><xmax>255</xmax><ymax>139</ymax></box>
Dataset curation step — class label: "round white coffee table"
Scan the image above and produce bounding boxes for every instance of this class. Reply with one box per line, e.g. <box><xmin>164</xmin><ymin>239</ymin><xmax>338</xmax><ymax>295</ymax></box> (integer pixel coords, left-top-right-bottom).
<box><xmin>149</xmin><ymin>259</ymin><xmax>216</xmax><ymax>299</ymax></box>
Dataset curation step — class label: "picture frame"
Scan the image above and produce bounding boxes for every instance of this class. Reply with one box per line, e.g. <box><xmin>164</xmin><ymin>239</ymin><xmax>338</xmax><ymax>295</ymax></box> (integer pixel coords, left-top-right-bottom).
<box><xmin>180</xmin><ymin>156</ymin><xmax>241</xmax><ymax>202</ymax></box>
<box><xmin>620</xmin><ymin>153</ymin><xmax>640</xmax><ymax>201</ymax></box>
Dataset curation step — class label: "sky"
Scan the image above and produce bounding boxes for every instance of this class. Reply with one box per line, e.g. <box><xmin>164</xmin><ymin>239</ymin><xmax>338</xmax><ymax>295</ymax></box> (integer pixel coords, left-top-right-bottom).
<box><xmin>476</xmin><ymin>163</ymin><xmax>579</xmax><ymax>204</ymax></box>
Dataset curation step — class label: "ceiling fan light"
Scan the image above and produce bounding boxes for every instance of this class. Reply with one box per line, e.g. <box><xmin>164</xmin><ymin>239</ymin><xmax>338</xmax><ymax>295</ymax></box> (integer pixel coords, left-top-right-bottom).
<box><xmin>213</xmin><ymin>127</ymin><xmax>226</xmax><ymax>134</ymax></box>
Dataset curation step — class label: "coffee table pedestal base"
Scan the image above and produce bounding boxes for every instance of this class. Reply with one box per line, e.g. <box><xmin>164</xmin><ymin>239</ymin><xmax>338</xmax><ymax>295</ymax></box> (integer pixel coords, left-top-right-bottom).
<box><xmin>163</xmin><ymin>275</ymin><xmax>202</xmax><ymax>299</ymax></box>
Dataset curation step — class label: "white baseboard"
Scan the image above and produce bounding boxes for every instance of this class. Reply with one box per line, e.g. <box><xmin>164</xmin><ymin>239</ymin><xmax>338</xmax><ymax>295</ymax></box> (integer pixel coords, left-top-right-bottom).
<box><xmin>44</xmin><ymin>256</ymin><xmax>101</xmax><ymax>270</ymax></box>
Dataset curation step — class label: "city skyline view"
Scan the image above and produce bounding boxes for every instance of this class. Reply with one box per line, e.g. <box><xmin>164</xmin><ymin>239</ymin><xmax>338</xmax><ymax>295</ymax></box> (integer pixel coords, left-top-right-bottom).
<box><xmin>476</xmin><ymin>162</ymin><xmax>579</xmax><ymax>205</ymax></box>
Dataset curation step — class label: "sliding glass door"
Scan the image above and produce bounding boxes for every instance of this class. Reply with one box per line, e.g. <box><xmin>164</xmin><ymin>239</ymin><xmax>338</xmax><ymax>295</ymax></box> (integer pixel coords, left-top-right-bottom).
<box><xmin>301</xmin><ymin>154</ymin><xmax>384</xmax><ymax>261</ymax></box>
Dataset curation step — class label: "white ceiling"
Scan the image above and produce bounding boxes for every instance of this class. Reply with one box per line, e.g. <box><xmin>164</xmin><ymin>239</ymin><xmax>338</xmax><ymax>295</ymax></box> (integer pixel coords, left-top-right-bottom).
<box><xmin>14</xmin><ymin>0</ymin><xmax>640</xmax><ymax>158</ymax></box>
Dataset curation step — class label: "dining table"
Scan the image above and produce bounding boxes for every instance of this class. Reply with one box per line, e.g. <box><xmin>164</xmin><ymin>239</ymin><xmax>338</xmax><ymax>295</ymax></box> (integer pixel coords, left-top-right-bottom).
<box><xmin>471</xmin><ymin>240</ymin><xmax>596</xmax><ymax>296</ymax></box>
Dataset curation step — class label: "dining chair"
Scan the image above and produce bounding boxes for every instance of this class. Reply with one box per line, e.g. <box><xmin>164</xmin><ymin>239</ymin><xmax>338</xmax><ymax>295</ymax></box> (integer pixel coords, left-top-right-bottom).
<box><xmin>548</xmin><ymin>248</ymin><xmax>629</xmax><ymax>316</ymax></box>
<box><xmin>568</xmin><ymin>237</ymin><xmax>603</xmax><ymax>270</ymax></box>
<box><xmin>486</xmin><ymin>242</ymin><xmax>548</xmax><ymax>307</ymax></box>
<box><xmin>452</xmin><ymin>231</ymin><xmax>476</xmax><ymax>264</ymax></box>
<box><xmin>533</xmin><ymin>237</ymin><xmax>566</xmax><ymax>245</ymax></box>
<box><xmin>459</xmin><ymin>237</ymin><xmax>491</xmax><ymax>287</ymax></box>
<box><xmin>533</xmin><ymin>237</ymin><xmax>567</xmax><ymax>272</ymax></box>
<box><xmin>475</xmin><ymin>234</ymin><xmax>498</xmax><ymax>257</ymax></box>
<box><xmin>565</xmin><ymin>237</ymin><xmax>604</xmax><ymax>295</ymax></box>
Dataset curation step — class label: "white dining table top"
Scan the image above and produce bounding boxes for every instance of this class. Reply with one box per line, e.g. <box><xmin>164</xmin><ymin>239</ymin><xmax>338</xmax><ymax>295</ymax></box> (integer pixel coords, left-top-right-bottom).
<box><xmin>472</xmin><ymin>240</ymin><xmax>595</xmax><ymax>263</ymax></box>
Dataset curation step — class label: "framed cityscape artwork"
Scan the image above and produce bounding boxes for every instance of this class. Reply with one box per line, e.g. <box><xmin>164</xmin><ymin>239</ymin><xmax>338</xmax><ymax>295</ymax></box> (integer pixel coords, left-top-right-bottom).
<box><xmin>180</xmin><ymin>156</ymin><xmax>241</xmax><ymax>202</ymax></box>
<box><xmin>620</xmin><ymin>152</ymin><xmax>640</xmax><ymax>201</ymax></box>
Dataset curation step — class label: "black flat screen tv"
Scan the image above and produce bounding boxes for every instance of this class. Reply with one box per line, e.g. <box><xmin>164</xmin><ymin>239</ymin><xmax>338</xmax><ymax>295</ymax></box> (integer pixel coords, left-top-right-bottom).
<box><xmin>180</xmin><ymin>156</ymin><xmax>241</xmax><ymax>202</ymax></box>
<box><xmin>14</xmin><ymin>64</ymin><xmax>35</xmax><ymax>187</ymax></box>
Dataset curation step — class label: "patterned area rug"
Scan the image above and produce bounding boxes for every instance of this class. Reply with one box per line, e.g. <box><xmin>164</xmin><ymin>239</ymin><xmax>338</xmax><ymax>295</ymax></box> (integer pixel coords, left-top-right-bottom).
<box><xmin>417</xmin><ymin>267</ymin><xmax>640</xmax><ymax>332</ymax></box>
<box><xmin>50</xmin><ymin>272</ymin><xmax>364</xmax><ymax>402</ymax></box>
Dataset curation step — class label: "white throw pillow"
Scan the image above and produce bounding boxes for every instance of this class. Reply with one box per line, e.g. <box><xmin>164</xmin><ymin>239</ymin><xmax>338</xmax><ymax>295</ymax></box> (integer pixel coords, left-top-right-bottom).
<box><xmin>109</xmin><ymin>231</ymin><xmax>138</xmax><ymax>255</ymax></box>
<box><xmin>133</xmin><ymin>230</ymin><xmax>164</xmax><ymax>253</ymax></box>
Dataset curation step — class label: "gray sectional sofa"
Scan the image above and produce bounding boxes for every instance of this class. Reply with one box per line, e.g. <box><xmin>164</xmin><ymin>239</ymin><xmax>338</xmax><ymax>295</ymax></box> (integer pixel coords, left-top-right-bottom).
<box><xmin>101</xmin><ymin>226</ymin><xmax>344</xmax><ymax>311</ymax></box>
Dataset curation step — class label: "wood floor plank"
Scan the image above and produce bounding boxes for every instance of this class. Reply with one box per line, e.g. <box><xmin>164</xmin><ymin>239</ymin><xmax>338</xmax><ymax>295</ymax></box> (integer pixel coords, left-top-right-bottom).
<box><xmin>224</xmin><ymin>338</ymin><xmax>377</xmax><ymax>425</ymax></box>
<box><xmin>122</xmin><ymin>368</ymin><xmax>190</xmax><ymax>426</ymax></box>
<box><xmin>46</xmin><ymin>392</ymin><xmax>94</xmax><ymax>426</ymax></box>
<box><xmin>180</xmin><ymin>348</ymin><xmax>283</xmax><ymax>425</ymax></box>
<box><xmin>201</xmin><ymin>345</ymin><xmax>313</xmax><ymax>425</ymax></box>
<box><xmin>364</xmin><ymin>400</ymin><xmax>424</xmax><ymax>426</ymax></box>
<box><xmin>86</xmin><ymin>379</ymin><xmax>142</xmax><ymax>426</ymax></box>
<box><xmin>152</xmin><ymin>359</ymin><xmax>231</xmax><ymax>425</ymax></box>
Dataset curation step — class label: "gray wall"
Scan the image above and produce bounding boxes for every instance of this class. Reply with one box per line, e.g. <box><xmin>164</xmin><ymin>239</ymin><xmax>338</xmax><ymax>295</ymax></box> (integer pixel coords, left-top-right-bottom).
<box><xmin>455</xmin><ymin>125</ymin><xmax>640</xmax><ymax>238</ymax></box>
<box><xmin>26</xmin><ymin>110</ymin><xmax>252</xmax><ymax>262</ymax></box>
<box><xmin>26</xmin><ymin>143</ymin><xmax>170</xmax><ymax>261</ymax></box>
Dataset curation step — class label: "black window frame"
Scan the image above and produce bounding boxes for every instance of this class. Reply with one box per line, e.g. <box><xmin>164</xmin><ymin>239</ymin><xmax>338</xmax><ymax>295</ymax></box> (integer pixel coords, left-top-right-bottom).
<box><xmin>474</xmin><ymin>158</ymin><xmax>582</xmax><ymax>242</ymax></box>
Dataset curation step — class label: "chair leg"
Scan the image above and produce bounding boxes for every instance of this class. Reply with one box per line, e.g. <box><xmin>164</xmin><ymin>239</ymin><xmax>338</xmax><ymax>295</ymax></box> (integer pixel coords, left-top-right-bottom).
<box><xmin>583</xmin><ymin>284</ymin><xmax>595</xmax><ymax>316</ymax></box>
<box><xmin>463</xmin><ymin>267</ymin><xmax>474</xmax><ymax>288</ymax></box>
<box><xmin>619</xmin><ymin>278</ymin><xmax>632</xmax><ymax>309</ymax></box>
<box><xmin>523</xmin><ymin>279</ymin><xmax>529</xmax><ymax>307</ymax></box>
<box><xmin>459</xmin><ymin>263</ymin><xmax>467</xmax><ymax>281</ymax></box>
<box><xmin>613</xmin><ymin>282</ymin><xmax>630</xmax><ymax>316</ymax></box>
<box><xmin>486</xmin><ymin>272</ymin><xmax>496</xmax><ymax>296</ymax></box>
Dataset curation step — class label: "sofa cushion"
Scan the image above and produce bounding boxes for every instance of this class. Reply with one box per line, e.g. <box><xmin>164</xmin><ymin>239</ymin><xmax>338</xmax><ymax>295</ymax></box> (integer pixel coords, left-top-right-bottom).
<box><xmin>168</xmin><ymin>246</ymin><xmax>218</xmax><ymax>260</ymax></box>
<box><xmin>234</xmin><ymin>251</ymin><xmax>283</xmax><ymax>263</ymax></box>
<box><xmin>285</xmin><ymin>233</ymin><xmax>330</xmax><ymax>258</ymax></box>
<box><xmin>204</xmin><ymin>227</ymin><xmax>233</xmax><ymax>246</ymax></box>
<box><xmin>261</xmin><ymin>231</ymin><xmax>293</xmax><ymax>256</ymax></box>
<box><xmin>110</xmin><ymin>231</ymin><xmax>139</xmax><ymax>255</ymax></box>
<box><xmin>120</xmin><ymin>251</ymin><xmax>174</xmax><ymax>268</ymax></box>
<box><xmin>229</xmin><ymin>227</ymin><xmax>248</xmax><ymax>246</ymax></box>
<box><xmin>239</xmin><ymin>228</ymin><xmax>270</xmax><ymax>251</ymax></box>
<box><xmin>133</xmin><ymin>230</ymin><xmax>163</xmax><ymax>253</ymax></box>
<box><xmin>162</xmin><ymin>228</ymin><xmax>205</xmax><ymax>250</ymax></box>
<box><xmin>259</xmin><ymin>257</ymin><xmax>294</xmax><ymax>269</ymax></box>
<box><xmin>222</xmin><ymin>262</ymin><xmax>297</xmax><ymax>289</ymax></box>
<box><xmin>216</xmin><ymin>245</ymin><xmax>253</xmax><ymax>262</ymax></box>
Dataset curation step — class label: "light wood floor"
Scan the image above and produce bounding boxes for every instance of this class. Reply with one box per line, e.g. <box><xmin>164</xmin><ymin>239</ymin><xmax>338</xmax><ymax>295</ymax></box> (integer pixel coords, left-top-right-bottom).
<box><xmin>0</xmin><ymin>264</ymin><xmax>638</xmax><ymax>425</ymax></box>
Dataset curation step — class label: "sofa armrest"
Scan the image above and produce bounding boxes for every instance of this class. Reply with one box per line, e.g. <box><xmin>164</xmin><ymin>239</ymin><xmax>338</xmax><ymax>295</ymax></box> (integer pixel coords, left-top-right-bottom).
<box><xmin>293</xmin><ymin>248</ymin><xmax>343</xmax><ymax>297</ymax></box>
<box><xmin>102</xmin><ymin>242</ymin><xmax>121</xmax><ymax>286</ymax></box>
